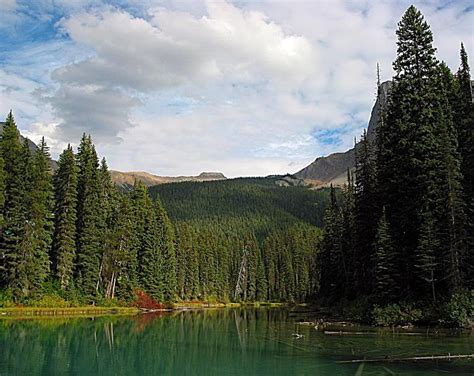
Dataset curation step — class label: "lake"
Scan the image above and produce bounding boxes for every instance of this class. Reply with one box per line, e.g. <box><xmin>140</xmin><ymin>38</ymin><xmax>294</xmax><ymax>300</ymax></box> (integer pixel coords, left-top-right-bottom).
<box><xmin>0</xmin><ymin>309</ymin><xmax>472</xmax><ymax>375</ymax></box>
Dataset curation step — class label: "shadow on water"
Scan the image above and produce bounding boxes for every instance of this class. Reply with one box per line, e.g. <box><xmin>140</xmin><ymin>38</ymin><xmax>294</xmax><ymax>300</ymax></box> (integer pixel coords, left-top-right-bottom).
<box><xmin>0</xmin><ymin>308</ymin><xmax>472</xmax><ymax>375</ymax></box>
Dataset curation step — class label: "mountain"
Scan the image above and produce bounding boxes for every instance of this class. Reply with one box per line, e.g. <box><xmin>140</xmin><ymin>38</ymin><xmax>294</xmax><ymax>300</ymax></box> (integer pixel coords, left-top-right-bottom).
<box><xmin>110</xmin><ymin>170</ymin><xmax>227</xmax><ymax>189</ymax></box>
<box><xmin>295</xmin><ymin>81</ymin><xmax>391</xmax><ymax>187</ymax></box>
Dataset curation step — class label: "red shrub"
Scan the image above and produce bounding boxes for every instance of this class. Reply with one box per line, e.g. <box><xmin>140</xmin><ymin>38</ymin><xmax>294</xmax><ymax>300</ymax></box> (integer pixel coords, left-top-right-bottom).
<box><xmin>131</xmin><ymin>290</ymin><xmax>165</xmax><ymax>310</ymax></box>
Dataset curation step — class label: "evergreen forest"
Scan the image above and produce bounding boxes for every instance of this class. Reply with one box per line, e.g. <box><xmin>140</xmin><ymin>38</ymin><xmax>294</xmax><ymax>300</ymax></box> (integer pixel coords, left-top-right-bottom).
<box><xmin>318</xmin><ymin>6</ymin><xmax>473</xmax><ymax>325</ymax></box>
<box><xmin>0</xmin><ymin>5</ymin><xmax>472</xmax><ymax>325</ymax></box>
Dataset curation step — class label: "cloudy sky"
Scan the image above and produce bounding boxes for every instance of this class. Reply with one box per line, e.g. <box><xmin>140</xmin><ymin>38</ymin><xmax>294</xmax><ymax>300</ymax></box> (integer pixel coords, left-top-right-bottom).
<box><xmin>0</xmin><ymin>0</ymin><xmax>472</xmax><ymax>177</ymax></box>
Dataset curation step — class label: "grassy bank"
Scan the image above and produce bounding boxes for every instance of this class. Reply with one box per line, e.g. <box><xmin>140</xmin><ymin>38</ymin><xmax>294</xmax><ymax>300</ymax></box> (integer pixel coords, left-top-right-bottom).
<box><xmin>172</xmin><ymin>301</ymin><xmax>286</xmax><ymax>309</ymax></box>
<box><xmin>0</xmin><ymin>306</ymin><xmax>140</xmax><ymax>318</ymax></box>
<box><xmin>0</xmin><ymin>301</ymin><xmax>286</xmax><ymax>318</ymax></box>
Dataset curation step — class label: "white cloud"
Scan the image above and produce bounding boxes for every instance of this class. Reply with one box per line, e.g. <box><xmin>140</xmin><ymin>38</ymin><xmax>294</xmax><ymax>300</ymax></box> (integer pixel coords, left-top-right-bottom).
<box><xmin>3</xmin><ymin>0</ymin><xmax>473</xmax><ymax>176</ymax></box>
<box><xmin>0</xmin><ymin>0</ymin><xmax>15</xmax><ymax>11</ymax></box>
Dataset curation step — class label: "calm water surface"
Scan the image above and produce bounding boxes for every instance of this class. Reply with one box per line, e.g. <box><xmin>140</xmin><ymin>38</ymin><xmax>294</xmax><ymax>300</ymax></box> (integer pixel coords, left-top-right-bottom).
<box><xmin>0</xmin><ymin>309</ymin><xmax>472</xmax><ymax>375</ymax></box>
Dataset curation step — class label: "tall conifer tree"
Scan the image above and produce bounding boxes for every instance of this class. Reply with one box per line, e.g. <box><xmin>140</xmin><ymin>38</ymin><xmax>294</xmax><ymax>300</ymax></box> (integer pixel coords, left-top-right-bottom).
<box><xmin>0</xmin><ymin>112</ymin><xmax>26</xmax><ymax>293</ymax></box>
<box><xmin>75</xmin><ymin>135</ymin><xmax>102</xmax><ymax>300</ymax></box>
<box><xmin>52</xmin><ymin>145</ymin><xmax>78</xmax><ymax>289</ymax></box>
<box><xmin>377</xmin><ymin>6</ymin><xmax>444</xmax><ymax>296</ymax></box>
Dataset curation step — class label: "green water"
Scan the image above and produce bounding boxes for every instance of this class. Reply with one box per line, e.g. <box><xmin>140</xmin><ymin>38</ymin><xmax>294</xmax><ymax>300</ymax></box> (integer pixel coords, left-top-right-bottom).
<box><xmin>0</xmin><ymin>309</ymin><xmax>472</xmax><ymax>375</ymax></box>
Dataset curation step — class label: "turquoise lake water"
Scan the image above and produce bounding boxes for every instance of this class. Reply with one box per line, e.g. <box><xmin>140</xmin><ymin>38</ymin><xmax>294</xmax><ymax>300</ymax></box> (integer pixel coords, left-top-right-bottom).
<box><xmin>0</xmin><ymin>309</ymin><xmax>472</xmax><ymax>375</ymax></box>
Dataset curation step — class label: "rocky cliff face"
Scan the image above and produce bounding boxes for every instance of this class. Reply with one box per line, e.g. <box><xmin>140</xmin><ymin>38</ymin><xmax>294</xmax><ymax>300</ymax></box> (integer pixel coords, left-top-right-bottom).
<box><xmin>295</xmin><ymin>81</ymin><xmax>391</xmax><ymax>187</ymax></box>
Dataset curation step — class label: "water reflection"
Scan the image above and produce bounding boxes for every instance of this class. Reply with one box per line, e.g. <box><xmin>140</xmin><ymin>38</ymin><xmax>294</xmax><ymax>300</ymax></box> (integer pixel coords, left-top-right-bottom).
<box><xmin>0</xmin><ymin>309</ymin><xmax>472</xmax><ymax>375</ymax></box>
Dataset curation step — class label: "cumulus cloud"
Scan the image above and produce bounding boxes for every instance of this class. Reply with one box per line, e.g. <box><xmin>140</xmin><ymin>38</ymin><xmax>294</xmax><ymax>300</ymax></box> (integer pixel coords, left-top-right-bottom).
<box><xmin>3</xmin><ymin>0</ymin><xmax>473</xmax><ymax>176</ymax></box>
<box><xmin>0</xmin><ymin>0</ymin><xmax>15</xmax><ymax>11</ymax></box>
<box><xmin>42</xmin><ymin>0</ymin><xmax>320</xmax><ymax>153</ymax></box>
<box><xmin>55</xmin><ymin>2</ymin><xmax>315</xmax><ymax>91</ymax></box>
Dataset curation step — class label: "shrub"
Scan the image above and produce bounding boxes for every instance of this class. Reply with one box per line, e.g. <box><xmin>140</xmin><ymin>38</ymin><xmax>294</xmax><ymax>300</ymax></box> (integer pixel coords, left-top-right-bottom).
<box><xmin>372</xmin><ymin>303</ymin><xmax>422</xmax><ymax>326</ymax></box>
<box><xmin>340</xmin><ymin>296</ymin><xmax>373</xmax><ymax>323</ymax></box>
<box><xmin>442</xmin><ymin>290</ymin><xmax>474</xmax><ymax>328</ymax></box>
<box><xmin>94</xmin><ymin>296</ymin><xmax>124</xmax><ymax>307</ymax></box>
<box><xmin>131</xmin><ymin>290</ymin><xmax>165</xmax><ymax>310</ymax></box>
<box><xmin>0</xmin><ymin>289</ymin><xmax>14</xmax><ymax>308</ymax></box>
<box><xmin>31</xmin><ymin>294</ymin><xmax>71</xmax><ymax>308</ymax></box>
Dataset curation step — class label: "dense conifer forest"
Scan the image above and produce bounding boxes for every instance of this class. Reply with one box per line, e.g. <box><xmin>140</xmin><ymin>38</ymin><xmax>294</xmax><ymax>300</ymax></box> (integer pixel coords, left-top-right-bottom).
<box><xmin>0</xmin><ymin>6</ymin><xmax>472</xmax><ymax>326</ymax></box>
<box><xmin>318</xmin><ymin>6</ymin><xmax>473</xmax><ymax>325</ymax></box>
<box><xmin>0</xmin><ymin>117</ymin><xmax>326</xmax><ymax>304</ymax></box>
<box><xmin>150</xmin><ymin>179</ymin><xmax>329</xmax><ymax>301</ymax></box>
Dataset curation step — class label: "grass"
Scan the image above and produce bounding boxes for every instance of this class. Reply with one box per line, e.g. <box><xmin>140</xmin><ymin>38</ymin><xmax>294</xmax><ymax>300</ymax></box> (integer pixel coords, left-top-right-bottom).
<box><xmin>171</xmin><ymin>301</ymin><xmax>286</xmax><ymax>309</ymax></box>
<box><xmin>0</xmin><ymin>306</ymin><xmax>140</xmax><ymax>318</ymax></box>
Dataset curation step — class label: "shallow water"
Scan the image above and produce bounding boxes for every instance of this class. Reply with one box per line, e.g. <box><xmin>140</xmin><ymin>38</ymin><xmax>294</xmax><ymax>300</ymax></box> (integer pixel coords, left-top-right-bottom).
<box><xmin>0</xmin><ymin>309</ymin><xmax>472</xmax><ymax>375</ymax></box>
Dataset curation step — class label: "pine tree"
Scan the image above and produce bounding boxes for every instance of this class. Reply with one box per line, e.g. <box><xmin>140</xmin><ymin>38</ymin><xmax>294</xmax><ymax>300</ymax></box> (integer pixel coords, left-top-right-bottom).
<box><xmin>25</xmin><ymin>137</ymin><xmax>53</xmax><ymax>293</ymax></box>
<box><xmin>415</xmin><ymin>210</ymin><xmax>439</xmax><ymax>302</ymax></box>
<box><xmin>376</xmin><ymin>6</ymin><xmax>445</xmax><ymax>296</ymax></box>
<box><xmin>0</xmin><ymin>112</ymin><xmax>26</xmax><ymax>292</ymax></box>
<box><xmin>341</xmin><ymin>169</ymin><xmax>355</xmax><ymax>295</ymax></box>
<box><xmin>102</xmin><ymin>194</ymin><xmax>135</xmax><ymax>300</ymax></box>
<box><xmin>0</xmin><ymin>154</ymin><xmax>4</xmax><ymax>228</ymax></box>
<box><xmin>139</xmin><ymin>201</ymin><xmax>165</xmax><ymax>301</ymax></box>
<box><xmin>154</xmin><ymin>199</ymin><xmax>177</xmax><ymax>301</ymax></box>
<box><xmin>454</xmin><ymin>44</ymin><xmax>474</xmax><ymax>288</ymax></box>
<box><xmin>52</xmin><ymin>145</ymin><xmax>78</xmax><ymax>290</ymax></box>
<box><xmin>435</xmin><ymin>62</ymin><xmax>467</xmax><ymax>294</ymax></box>
<box><xmin>319</xmin><ymin>185</ymin><xmax>344</xmax><ymax>299</ymax></box>
<box><xmin>354</xmin><ymin>130</ymin><xmax>378</xmax><ymax>294</ymax></box>
<box><xmin>75</xmin><ymin>135</ymin><xmax>102</xmax><ymax>300</ymax></box>
<box><xmin>373</xmin><ymin>209</ymin><xmax>398</xmax><ymax>302</ymax></box>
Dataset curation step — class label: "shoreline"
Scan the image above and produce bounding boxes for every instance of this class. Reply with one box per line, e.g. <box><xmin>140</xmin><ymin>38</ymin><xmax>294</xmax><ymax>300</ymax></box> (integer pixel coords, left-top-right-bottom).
<box><xmin>0</xmin><ymin>301</ymin><xmax>286</xmax><ymax>318</ymax></box>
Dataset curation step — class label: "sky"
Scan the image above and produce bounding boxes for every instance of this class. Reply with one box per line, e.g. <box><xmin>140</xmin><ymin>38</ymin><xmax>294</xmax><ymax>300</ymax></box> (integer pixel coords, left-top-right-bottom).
<box><xmin>0</xmin><ymin>0</ymin><xmax>472</xmax><ymax>177</ymax></box>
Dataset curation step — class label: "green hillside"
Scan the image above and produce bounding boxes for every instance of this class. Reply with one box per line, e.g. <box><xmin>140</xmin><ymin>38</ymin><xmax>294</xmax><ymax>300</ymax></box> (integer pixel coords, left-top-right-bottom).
<box><xmin>149</xmin><ymin>177</ymin><xmax>331</xmax><ymax>239</ymax></box>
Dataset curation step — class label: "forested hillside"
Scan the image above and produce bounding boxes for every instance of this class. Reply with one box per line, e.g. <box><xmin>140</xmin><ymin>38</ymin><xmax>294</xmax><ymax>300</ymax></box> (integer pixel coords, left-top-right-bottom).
<box><xmin>150</xmin><ymin>178</ymin><xmax>329</xmax><ymax>235</ymax></box>
<box><xmin>148</xmin><ymin>178</ymin><xmax>330</xmax><ymax>301</ymax></box>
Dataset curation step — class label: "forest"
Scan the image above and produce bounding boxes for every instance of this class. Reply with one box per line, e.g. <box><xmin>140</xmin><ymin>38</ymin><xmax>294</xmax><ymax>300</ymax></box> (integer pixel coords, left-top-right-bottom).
<box><xmin>0</xmin><ymin>119</ymin><xmax>326</xmax><ymax>305</ymax></box>
<box><xmin>318</xmin><ymin>6</ymin><xmax>473</xmax><ymax>325</ymax></box>
<box><xmin>0</xmin><ymin>6</ymin><xmax>472</xmax><ymax>326</ymax></box>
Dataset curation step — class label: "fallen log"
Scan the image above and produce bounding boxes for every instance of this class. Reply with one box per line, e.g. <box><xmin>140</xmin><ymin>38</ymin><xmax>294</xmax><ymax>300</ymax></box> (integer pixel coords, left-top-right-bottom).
<box><xmin>337</xmin><ymin>354</ymin><xmax>474</xmax><ymax>364</ymax></box>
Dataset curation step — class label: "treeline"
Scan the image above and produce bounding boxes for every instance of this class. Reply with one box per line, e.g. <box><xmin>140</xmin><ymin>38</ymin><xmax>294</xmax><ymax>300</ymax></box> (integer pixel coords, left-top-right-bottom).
<box><xmin>152</xmin><ymin>179</ymin><xmax>327</xmax><ymax>301</ymax></box>
<box><xmin>320</xmin><ymin>6</ymin><xmax>473</xmax><ymax>308</ymax></box>
<box><xmin>0</xmin><ymin>118</ymin><xmax>177</xmax><ymax>303</ymax></box>
<box><xmin>0</xmin><ymin>116</ymin><xmax>324</xmax><ymax>303</ymax></box>
<box><xmin>174</xmin><ymin>223</ymin><xmax>320</xmax><ymax>302</ymax></box>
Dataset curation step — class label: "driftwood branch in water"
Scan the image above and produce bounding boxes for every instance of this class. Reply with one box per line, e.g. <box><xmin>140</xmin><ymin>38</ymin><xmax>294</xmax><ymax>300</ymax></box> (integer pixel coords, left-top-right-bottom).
<box><xmin>337</xmin><ymin>354</ymin><xmax>474</xmax><ymax>364</ymax></box>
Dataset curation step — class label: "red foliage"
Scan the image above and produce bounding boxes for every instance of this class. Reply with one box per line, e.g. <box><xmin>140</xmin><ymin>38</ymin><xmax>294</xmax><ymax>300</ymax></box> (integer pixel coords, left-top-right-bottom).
<box><xmin>131</xmin><ymin>290</ymin><xmax>165</xmax><ymax>310</ymax></box>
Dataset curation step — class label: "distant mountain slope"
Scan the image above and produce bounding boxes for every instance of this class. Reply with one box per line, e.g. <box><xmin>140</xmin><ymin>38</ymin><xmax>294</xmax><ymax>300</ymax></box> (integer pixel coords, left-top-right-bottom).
<box><xmin>295</xmin><ymin>81</ymin><xmax>391</xmax><ymax>186</ymax></box>
<box><xmin>149</xmin><ymin>177</ymin><xmax>331</xmax><ymax>239</ymax></box>
<box><xmin>111</xmin><ymin>170</ymin><xmax>227</xmax><ymax>188</ymax></box>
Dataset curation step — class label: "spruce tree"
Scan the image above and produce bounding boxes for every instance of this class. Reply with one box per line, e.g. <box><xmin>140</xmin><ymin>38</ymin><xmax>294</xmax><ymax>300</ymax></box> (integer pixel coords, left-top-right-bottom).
<box><xmin>103</xmin><ymin>194</ymin><xmax>135</xmax><ymax>300</ymax></box>
<box><xmin>139</xmin><ymin>201</ymin><xmax>165</xmax><ymax>301</ymax></box>
<box><xmin>0</xmin><ymin>154</ymin><xmax>4</xmax><ymax>229</ymax></box>
<box><xmin>376</xmin><ymin>6</ymin><xmax>444</xmax><ymax>296</ymax></box>
<box><xmin>414</xmin><ymin>210</ymin><xmax>439</xmax><ymax>302</ymax></box>
<box><xmin>354</xmin><ymin>130</ymin><xmax>378</xmax><ymax>294</ymax></box>
<box><xmin>454</xmin><ymin>44</ymin><xmax>474</xmax><ymax>288</ymax></box>
<box><xmin>154</xmin><ymin>199</ymin><xmax>177</xmax><ymax>301</ymax></box>
<box><xmin>0</xmin><ymin>112</ymin><xmax>26</xmax><ymax>292</ymax></box>
<box><xmin>373</xmin><ymin>209</ymin><xmax>398</xmax><ymax>302</ymax></box>
<box><xmin>132</xmin><ymin>181</ymin><xmax>151</xmax><ymax>294</ymax></box>
<box><xmin>435</xmin><ymin>62</ymin><xmax>467</xmax><ymax>293</ymax></box>
<box><xmin>319</xmin><ymin>185</ymin><xmax>344</xmax><ymax>299</ymax></box>
<box><xmin>25</xmin><ymin>137</ymin><xmax>53</xmax><ymax>293</ymax></box>
<box><xmin>52</xmin><ymin>145</ymin><xmax>78</xmax><ymax>290</ymax></box>
<box><xmin>75</xmin><ymin>135</ymin><xmax>102</xmax><ymax>300</ymax></box>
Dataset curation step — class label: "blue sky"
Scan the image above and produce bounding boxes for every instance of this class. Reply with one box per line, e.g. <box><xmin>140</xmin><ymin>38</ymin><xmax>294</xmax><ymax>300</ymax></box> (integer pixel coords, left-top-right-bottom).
<box><xmin>0</xmin><ymin>0</ymin><xmax>472</xmax><ymax>177</ymax></box>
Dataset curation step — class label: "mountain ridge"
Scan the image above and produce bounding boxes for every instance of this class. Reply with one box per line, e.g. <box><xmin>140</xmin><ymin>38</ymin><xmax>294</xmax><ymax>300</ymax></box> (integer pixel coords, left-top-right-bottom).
<box><xmin>294</xmin><ymin>81</ymin><xmax>391</xmax><ymax>187</ymax></box>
